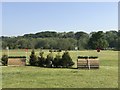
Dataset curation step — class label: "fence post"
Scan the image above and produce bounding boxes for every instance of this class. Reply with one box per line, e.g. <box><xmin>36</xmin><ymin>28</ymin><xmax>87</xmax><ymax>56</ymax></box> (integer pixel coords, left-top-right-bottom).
<box><xmin>88</xmin><ymin>56</ymin><xmax>90</xmax><ymax>70</ymax></box>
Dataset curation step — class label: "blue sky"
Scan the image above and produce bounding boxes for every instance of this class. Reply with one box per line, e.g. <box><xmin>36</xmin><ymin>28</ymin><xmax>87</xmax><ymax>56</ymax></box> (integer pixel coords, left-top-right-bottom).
<box><xmin>2</xmin><ymin>2</ymin><xmax>118</xmax><ymax>36</ymax></box>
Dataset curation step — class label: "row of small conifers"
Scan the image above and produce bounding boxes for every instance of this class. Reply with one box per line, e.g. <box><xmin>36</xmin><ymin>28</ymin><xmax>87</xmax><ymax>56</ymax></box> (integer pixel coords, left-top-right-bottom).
<box><xmin>29</xmin><ymin>50</ymin><xmax>75</xmax><ymax>68</ymax></box>
<box><xmin>1</xmin><ymin>50</ymin><xmax>74</xmax><ymax>68</ymax></box>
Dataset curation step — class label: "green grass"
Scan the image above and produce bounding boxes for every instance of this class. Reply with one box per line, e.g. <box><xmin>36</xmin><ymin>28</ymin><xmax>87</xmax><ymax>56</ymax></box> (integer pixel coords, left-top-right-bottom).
<box><xmin>1</xmin><ymin>50</ymin><xmax>118</xmax><ymax>88</ymax></box>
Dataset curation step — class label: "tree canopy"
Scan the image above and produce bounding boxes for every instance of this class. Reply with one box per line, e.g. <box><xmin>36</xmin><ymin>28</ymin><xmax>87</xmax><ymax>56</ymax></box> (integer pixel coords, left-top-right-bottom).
<box><xmin>1</xmin><ymin>30</ymin><xmax>118</xmax><ymax>50</ymax></box>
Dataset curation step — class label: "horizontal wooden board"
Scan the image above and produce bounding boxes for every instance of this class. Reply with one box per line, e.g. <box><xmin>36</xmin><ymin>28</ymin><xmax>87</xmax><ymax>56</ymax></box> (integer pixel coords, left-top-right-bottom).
<box><xmin>77</xmin><ymin>58</ymin><xmax>99</xmax><ymax>69</ymax></box>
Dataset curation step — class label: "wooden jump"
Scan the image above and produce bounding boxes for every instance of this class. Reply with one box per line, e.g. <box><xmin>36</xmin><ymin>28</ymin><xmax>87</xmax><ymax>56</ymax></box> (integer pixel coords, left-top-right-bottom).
<box><xmin>77</xmin><ymin>56</ymin><xmax>99</xmax><ymax>69</ymax></box>
<box><xmin>8</xmin><ymin>56</ymin><xmax>26</xmax><ymax>66</ymax></box>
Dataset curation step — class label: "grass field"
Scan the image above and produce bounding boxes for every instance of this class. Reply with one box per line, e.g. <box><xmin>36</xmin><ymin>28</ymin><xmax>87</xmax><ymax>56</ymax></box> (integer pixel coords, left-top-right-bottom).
<box><xmin>1</xmin><ymin>50</ymin><xmax>118</xmax><ymax>88</ymax></box>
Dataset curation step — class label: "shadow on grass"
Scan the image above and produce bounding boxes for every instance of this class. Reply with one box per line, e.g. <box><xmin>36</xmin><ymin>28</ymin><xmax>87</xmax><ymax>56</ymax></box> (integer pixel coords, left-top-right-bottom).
<box><xmin>25</xmin><ymin>64</ymin><xmax>99</xmax><ymax>70</ymax></box>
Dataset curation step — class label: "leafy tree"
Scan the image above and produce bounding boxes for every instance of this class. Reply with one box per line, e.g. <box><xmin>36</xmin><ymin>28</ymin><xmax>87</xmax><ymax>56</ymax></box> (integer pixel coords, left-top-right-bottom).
<box><xmin>16</xmin><ymin>39</ymin><xmax>29</xmax><ymax>49</ymax></box>
<box><xmin>29</xmin><ymin>50</ymin><xmax>37</xmax><ymax>66</ymax></box>
<box><xmin>118</xmin><ymin>30</ymin><xmax>120</xmax><ymax>50</ymax></box>
<box><xmin>75</xmin><ymin>32</ymin><xmax>89</xmax><ymax>50</ymax></box>
<box><xmin>61</xmin><ymin>51</ymin><xmax>74</xmax><ymax>68</ymax></box>
<box><xmin>56</xmin><ymin>38</ymin><xmax>77</xmax><ymax>50</ymax></box>
<box><xmin>66</xmin><ymin>32</ymin><xmax>75</xmax><ymax>38</ymax></box>
<box><xmin>35</xmin><ymin>31</ymin><xmax>58</xmax><ymax>38</ymax></box>
<box><xmin>88</xmin><ymin>31</ymin><xmax>109</xmax><ymax>49</ymax></box>
<box><xmin>2</xmin><ymin>41</ymin><xmax>7</xmax><ymax>49</ymax></box>
<box><xmin>105</xmin><ymin>31</ymin><xmax>118</xmax><ymax>49</ymax></box>
<box><xmin>1</xmin><ymin>54</ymin><xmax>8</xmax><ymax>66</ymax></box>
<box><xmin>75</xmin><ymin>32</ymin><xmax>88</xmax><ymax>40</ymax></box>
<box><xmin>1</xmin><ymin>31</ymin><xmax>118</xmax><ymax>50</ymax></box>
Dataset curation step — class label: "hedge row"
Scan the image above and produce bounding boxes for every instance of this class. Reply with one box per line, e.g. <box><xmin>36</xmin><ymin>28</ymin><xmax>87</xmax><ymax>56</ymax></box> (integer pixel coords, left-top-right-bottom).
<box><xmin>29</xmin><ymin>50</ymin><xmax>74</xmax><ymax>68</ymax></box>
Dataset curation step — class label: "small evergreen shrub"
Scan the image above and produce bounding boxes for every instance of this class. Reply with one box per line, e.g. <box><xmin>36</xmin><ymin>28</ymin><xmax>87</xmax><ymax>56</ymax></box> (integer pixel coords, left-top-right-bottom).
<box><xmin>29</xmin><ymin>50</ymin><xmax>37</xmax><ymax>66</ymax></box>
<box><xmin>45</xmin><ymin>52</ymin><xmax>53</xmax><ymax>68</ymax></box>
<box><xmin>61</xmin><ymin>51</ymin><xmax>74</xmax><ymax>68</ymax></box>
<box><xmin>29</xmin><ymin>50</ymin><xmax>74</xmax><ymax>68</ymax></box>
<box><xmin>1</xmin><ymin>54</ymin><xmax>8</xmax><ymax>66</ymax></box>
<box><xmin>38</xmin><ymin>51</ymin><xmax>45</xmax><ymax>67</ymax></box>
<box><xmin>53</xmin><ymin>53</ymin><xmax>61</xmax><ymax>67</ymax></box>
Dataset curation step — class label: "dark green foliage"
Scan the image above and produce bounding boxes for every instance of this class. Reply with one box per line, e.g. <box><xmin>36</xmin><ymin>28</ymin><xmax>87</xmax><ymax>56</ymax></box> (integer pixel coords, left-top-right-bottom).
<box><xmin>45</xmin><ymin>52</ymin><xmax>54</xmax><ymax>68</ymax></box>
<box><xmin>38</xmin><ymin>51</ymin><xmax>45</xmax><ymax>67</ymax></box>
<box><xmin>1</xmin><ymin>54</ymin><xmax>8</xmax><ymax>66</ymax></box>
<box><xmin>49</xmin><ymin>49</ymin><xmax>53</xmax><ymax>52</ymax></box>
<box><xmin>88</xmin><ymin>31</ymin><xmax>109</xmax><ymax>49</ymax></box>
<box><xmin>105</xmin><ymin>31</ymin><xmax>118</xmax><ymax>49</ymax></box>
<box><xmin>61</xmin><ymin>51</ymin><xmax>74</xmax><ymax>68</ymax></box>
<box><xmin>29</xmin><ymin>50</ymin><xmax>37</xmax><ymax>66</ymax></box>
<box><xmin>76</xmin><ymin>32</ymin><xmax>89</xmax><ymax>50</ymax></box>
<box><xmin>25</xmin><ymin>50</ymin><xmax>74</xmax><ymax>68</ymax></box>
<box><xmin>78</xmin><ymin>56</ymin><xmax>98</xmax><ymax>59</ymax></box>
<box><xmin>35</xmin><ymin>31</ymin><xmax>58</xmax><ymax>38</ymax></box>
<box><xmin>8</xmin><ymin>56</ymin><xmax>26</xmax><ymax>58</ymax></box>
<box><xmin>1</xmin><ymin>30</ymin><xmax>118</xmax><ymax>50</ymax></box>
<box><xmin>118</xmin><ymin>30</ymin><xmax>120</xmax><ymax>50</ymax></box>
<box><xmin>53</xmin><ymin>53</ymin><xmax>61</xmax><ymax>67</ymax></box>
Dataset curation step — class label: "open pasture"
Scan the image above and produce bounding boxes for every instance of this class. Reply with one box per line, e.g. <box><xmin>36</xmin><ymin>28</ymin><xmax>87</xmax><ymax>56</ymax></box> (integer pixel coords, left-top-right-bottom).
<box><xmin>1</xmin><ymin>50</ymin><xmax>118</xmax><ymax>88</ymax></box>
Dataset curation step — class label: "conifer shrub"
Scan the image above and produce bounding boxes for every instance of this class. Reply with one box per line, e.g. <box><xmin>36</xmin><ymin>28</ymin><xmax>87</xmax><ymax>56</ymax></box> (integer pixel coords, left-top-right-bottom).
<box><xmin>61</xmin><ymin>51</ymin><xmax>74</xmax><ymax>68</ymax></box>
<box><xmin>29</xmin><ymin>50</ymin><xmax>37</xmax><ymax>66</ymax></box>
<box><xmin>45</xmin><ymin>52</ymin><xmax>54</xmax><ymax>68</ymax></box>
<box><xmin>1</xmin><ymin>54</ymin><xmax>8</xmax><ymax>66</ymax></box>
<box><xmin>53</xmin><ymin>53</ymin><xmax>61</xmax><ymax>67</ymax></box>
<box><xmin>38</xmin><ymin>51</ymin><xmax>45</xmax><ymax>67</ymax></box>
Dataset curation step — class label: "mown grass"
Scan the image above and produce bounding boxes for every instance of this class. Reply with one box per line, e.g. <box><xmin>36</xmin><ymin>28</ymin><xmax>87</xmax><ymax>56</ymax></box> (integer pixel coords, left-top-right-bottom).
<box><xmin>1</xmin><ymin>50</ymin><xmax>118</xmax><ymax>88</ymax></box>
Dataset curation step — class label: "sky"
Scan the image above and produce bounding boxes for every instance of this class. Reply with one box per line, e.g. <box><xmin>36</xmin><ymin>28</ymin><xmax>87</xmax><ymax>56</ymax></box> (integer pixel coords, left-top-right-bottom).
<box><xmin>2</xmin><ymin>2</ymin><xmax>118</xmax><ymax>36</ymax></box>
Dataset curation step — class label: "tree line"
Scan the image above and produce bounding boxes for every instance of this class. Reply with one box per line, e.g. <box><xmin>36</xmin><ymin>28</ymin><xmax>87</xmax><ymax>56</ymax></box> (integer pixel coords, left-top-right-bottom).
<box><xmin>1</xmin><ymin>30</ymin><xmax>119</xmax><ymax>50</ymax></box>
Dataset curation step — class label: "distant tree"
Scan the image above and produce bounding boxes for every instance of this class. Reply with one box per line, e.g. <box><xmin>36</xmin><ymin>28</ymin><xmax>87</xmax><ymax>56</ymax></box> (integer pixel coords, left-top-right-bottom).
<box><xmin>75</xmin><ymin>32</ymin><xmax>89</xmax><ymax>50</ymax></box>
<box><xmin>75</xmin><ymin>32</ymin><xmax>88</xmax><ymax>40</ymax></box>
<box><xmin>30</xmin><ymin>38</ymin><xmax>37</xmax><ymax>49</ymax></box>
<box><xmin>2</xmin><ymin>37</ymin><xmax>17</xmax><ymax>49</ymax></box>
<box><xmin>105</xmin><ymin>31</ymin><xmax>118</xmax><ymax>49</ymax></box>
<box><xmin>1</xmin><ymin>54</ymin><xmax>8</xmax><ymax>66</ymax></box>
<box><xmin>56</xmin><ymin>38</ymin><xmax>77</xmax><ymax>50</ymax></box>
<box><xmin>16</xmin><ymin>39</ymin><xmax>28</xmax><ymax>49</ymax></box>
<box><xmin>1</xmin><ymin>31</ymin><xmax>118</xmax><ymax>50</ymax></box>
<box><xmin>118</xmin><ymin>30</ymin><xmax>120</xmax><ymax>50</ymax></box>
<box><xmin>29</xmin><ymin>50</ymin><xmax>37</xmax><ymax>66</ymax></box>
<box><xmin>61</xmin><ymin>51</ymin><xmax>74</xmax><ymax>68</ymax></box>
<box><xmin>66</xmin><ymin>32</ymin><xmax>75</xmax><ymax>38</ymax></box>
<box><xmin>35</xmin><ymin>31</ymin><xmax>58</xmax><ymax>38</ymax></box>
<box><xmin>2</xmin><ymin>41</ymin><xmax>7</xmax><ymax>49</ymax></box>
<box><xmin>88</xmin><ymin>31</ymin><xmax>109</xmax><ymax>49</ymax></box>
